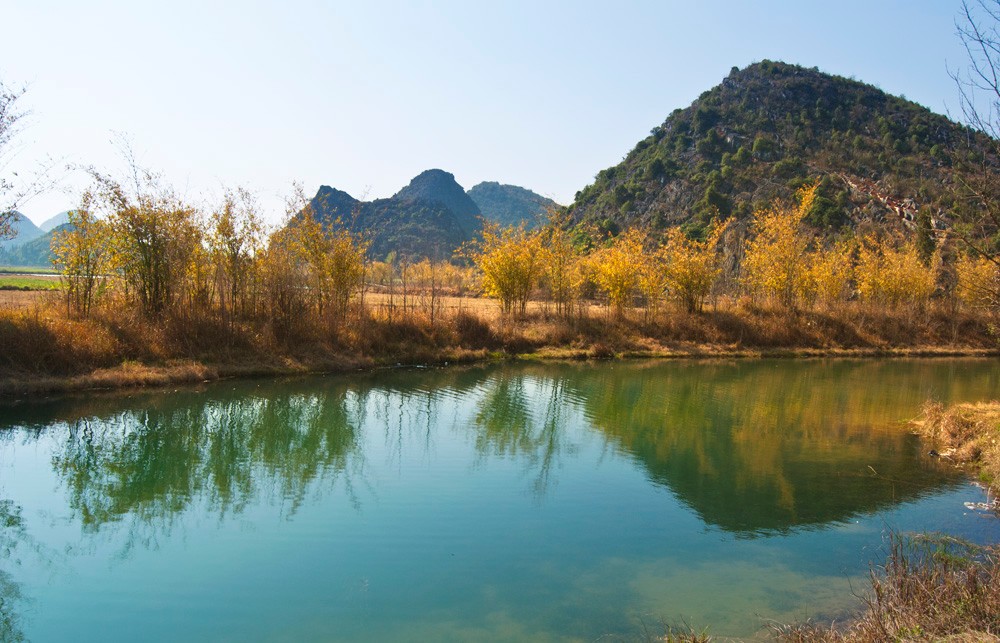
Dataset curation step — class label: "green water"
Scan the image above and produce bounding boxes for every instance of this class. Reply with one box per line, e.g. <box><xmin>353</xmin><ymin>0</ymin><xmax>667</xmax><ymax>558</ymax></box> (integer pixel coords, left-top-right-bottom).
<box><xmin>1</xmin><ymin>359</ymin><xmax>999</xmax><ymax>641</ymax></box>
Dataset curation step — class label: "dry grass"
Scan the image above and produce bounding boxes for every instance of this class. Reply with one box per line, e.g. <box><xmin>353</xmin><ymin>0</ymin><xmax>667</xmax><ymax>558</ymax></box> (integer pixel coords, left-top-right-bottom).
<box><xmin>0</xmin><ymin>293</ymin><xmax>997</xmax><ymax>397</ymax></box>
<box><xmin>913</xmin><ymin>401</ymin><xmax>1000</xmax><ymax>487</ymax></box>
<box><xmin>0</xmin><ymin>289</ymin><xmax>53</xmax><ymax>309</ymax></box>
<box><xmin>775</xmin><ymin>534</ymin><xmax>1000</xmax><ymax>642</ymax></box>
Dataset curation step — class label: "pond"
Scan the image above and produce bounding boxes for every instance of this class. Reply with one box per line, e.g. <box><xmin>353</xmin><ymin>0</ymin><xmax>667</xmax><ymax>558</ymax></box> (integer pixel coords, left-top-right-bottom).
<box><xmin>1</xmin><ymin>359</ymin><xmax>998</xmax><ymax>641</ymax></box>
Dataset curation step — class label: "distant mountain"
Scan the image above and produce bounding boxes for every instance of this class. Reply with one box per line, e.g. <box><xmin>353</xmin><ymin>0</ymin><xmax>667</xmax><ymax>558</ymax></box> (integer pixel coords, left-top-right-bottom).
<box><xmin>392</xmin><ymin>169</ymin><xmax>482</xmax><ymax>238</ymax></box>
<box><xmin>468</xmin><ymin>182</ymin><xmax>560</xmax><ymax>229</ymax></box>
<box><xmin>0</xmin><ymin>212</ymin><xmax>45</xmax><ymax>248</ymax></box>
<box><xmin>568</xmin><ymin>60</ymin><xmax>995</xmax><ymax>238</ymax></box>
<box><xmin>39</xmin><ymin>211</ymin><xmax>71</xmax><ymax>232</ymax></box>
<box><xmin>0</xmin><ymin>223</ymin><xmax>69</xmax><ymax>267</ymax></box>
<box><xmin>307</xmin><ymin>169</ymin><xmax>498</xmax><ymax>260</ymax></box>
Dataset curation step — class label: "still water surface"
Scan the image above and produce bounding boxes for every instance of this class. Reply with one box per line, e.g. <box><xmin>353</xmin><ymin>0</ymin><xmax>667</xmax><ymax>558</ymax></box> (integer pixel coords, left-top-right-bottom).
<box><xmin>1</xmin><ymin>359</ymin><xmax>999</xmax><ymax>641</ymax></box>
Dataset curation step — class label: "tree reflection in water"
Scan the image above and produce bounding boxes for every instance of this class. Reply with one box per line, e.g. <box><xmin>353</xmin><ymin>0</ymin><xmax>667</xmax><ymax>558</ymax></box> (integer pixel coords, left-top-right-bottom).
<box><xmin>473</xmin><ymin>370</ymin><xmax>580</xmax><ymax>495</ymax></box>
<box><xmin>0</xmin><ymin>359</ymin><xmax>994</xmax><ymax>639</ymax></box>
<box><xmin>562</xmin><ymin>359</ymin><xmax>980</xmax><ymax>534</ymax></box>
<box><xmin>6</xmin><ymin>360</ymin><xmax>991</xmax><ymax>543</ymax></box>
<box><xmin>50</xmin><ymin>383</ymin><xmax>369</xmax><ymax>551</ymax></box>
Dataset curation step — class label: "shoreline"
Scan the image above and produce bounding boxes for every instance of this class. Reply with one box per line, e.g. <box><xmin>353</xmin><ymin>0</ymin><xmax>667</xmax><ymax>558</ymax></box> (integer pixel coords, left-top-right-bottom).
<box><xmin>2</xmin><ymin>343</ymin><xmax>997</xmax><ymax>401</ymax></box>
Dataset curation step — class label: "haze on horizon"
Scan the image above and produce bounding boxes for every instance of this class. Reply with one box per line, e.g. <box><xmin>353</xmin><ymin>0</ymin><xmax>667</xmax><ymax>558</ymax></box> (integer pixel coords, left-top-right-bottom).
<box><xmin>0</xmin><ymin>0</ymin><xmax>976</xmax><ymax>225</ymax></box>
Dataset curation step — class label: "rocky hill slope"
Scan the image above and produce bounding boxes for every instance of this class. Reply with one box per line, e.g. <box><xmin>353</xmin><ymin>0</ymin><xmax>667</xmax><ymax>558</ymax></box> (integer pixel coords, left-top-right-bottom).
<box><xmin>568</xmin><ymin>60</ymin><xmax>994</xmax><ymax>239</ymax></box>
<box><xmin>307</xmin><ymin>170</ymin><xmax>555</xmax><ymax>259</ymax></box>
<box><xmin>468</xmin><ymin>182</ymin><xmax>559</xmax><ymax>229</ymax></box>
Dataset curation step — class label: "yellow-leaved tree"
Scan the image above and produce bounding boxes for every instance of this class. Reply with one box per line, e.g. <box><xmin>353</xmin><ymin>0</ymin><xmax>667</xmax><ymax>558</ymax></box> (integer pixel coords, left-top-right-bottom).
<box><xmin>638</xmin><ymin>249</ymin><xmax>668</xmax><ymax>319</ymax></box>
<box><xmin>473</xmin><ymin>222</ymin><xmax>544</xmax><ymax>317</ymax></box>
<box><xmin>260</xmin><ymin>225</ymin><xmax>310</xmax><ymax>339</ymax></box>
<box><xmin>742</xmin><ymin>184</ymin><xmax>817</xmax><ymax>308</ymax></box>
<box><xmin>956</xmin><ymin>253</ymin><xmax>1000</xmax><ymax>311</ymax></box>
<box><xmin>855</xmin><ymin>236</ymin><xmax>936</xmax><ymax>309</ymax></box>
<box><xmin>51</xmin><ymin>196</ymin><xmax>114</xmax><ymax>317</ymax></box>
<box><xmin>85</xmin><ymin>169</ymin><xmax>202</xmax><ymax>317</ymax></box>
<box><xmin>208</xmin><ymin>188</ymin><xmax>264</xmax><ymax>320</ymax></box>
<box><xmin>662</xmin><ymin>222</ymin><xmax>727</xmax><ymax>313</ymax></box>
<box><xmin>592</xmin><ymin>228</ymin><xmax>646</xmax><ymax>318</ymax></box>
<box><xmin>539</xmin><ymin>221</ymin><xmax>586</xmax><ymax>319</ymax></box>
<box><xmin>326</xmin><ymin>227</ymin><xmax>367</xmax><ymax>323</ymax></box>
<box><xmin>802</xmin><ymin>238</ymin><xmax>855</xmax><ymax>308</ymax></box>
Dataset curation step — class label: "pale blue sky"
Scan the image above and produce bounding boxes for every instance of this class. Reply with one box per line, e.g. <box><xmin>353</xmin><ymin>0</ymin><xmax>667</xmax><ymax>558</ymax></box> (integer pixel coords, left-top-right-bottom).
<box><xmin>1</xmin><ymin>1</ymin><xmax>976</xmax><ymax>225</ymax></box>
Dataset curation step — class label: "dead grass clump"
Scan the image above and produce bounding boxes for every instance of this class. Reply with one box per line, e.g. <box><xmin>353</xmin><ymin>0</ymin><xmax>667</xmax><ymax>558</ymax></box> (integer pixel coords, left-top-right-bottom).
<box><xmin>84</xmin><ymin>360</ymin><xmax>218</xmax><ymax>389</ymax></box>
<box><xmin>163</xmin><ymin>311</ymin><xmax>264</xmax><ymax>359</ymax></box>
<box><xmin>843</xmin><ymin>303</ymin><xmax>995</xmax><ymax>349</ymax></box>
<box><xmin>776</xmin><ymin>534</ymin><xmax>1000</xmax><ymax>642</ymax></box>
<box><xmin>711</xmin><ymin>305</ymin><xmax>812</xmax><ymax>348</ymax></box>
<box><xmin>0</xmin><ymin>308</ymin><xmax>123</xmax><ymax>374</ymax></box>
<box><xmin>538</xmin><ymin>314</ymin><xmax>641</xmax><ymax>352</ymax></box>
<box><xmin>452</xmin><ymin>310</ymin><xmax>500</xmax><ymax>349</ymax></box>
<box><xmin>352</xmin><ymin>311</ymin><xmax>443</xmax><ymax>359</ymax></box>
<box><xmin>914</xmin><ymin>401</ymin><xmax>1000</xmax><ymax>484</ymax></box>
<box><xmin>86</xmin><ymin>306</ymin><xmax>171</xmax><ymax>362</ymax></box>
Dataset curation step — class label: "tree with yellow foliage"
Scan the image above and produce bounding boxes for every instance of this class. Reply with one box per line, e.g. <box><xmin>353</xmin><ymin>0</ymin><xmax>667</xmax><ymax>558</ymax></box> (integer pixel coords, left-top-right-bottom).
<box><xmin>326</xmin><ymin>227</ymin><xmax>367</xmax><ymax>323</ymax></box>
<box><xmin>742</xmin><ymin>184</ymin><xmax>817</xmax><ymax>308</ymax></box>
<box><xmin>208</xmin><ymin>188</ymin><xmax>264</xmax><ymax>320</ymax></box>
<box><xmin>288</xmin><ymin>213</ymin><xmax>333</xmax><ymax>316</ymax></box>
<box><xmin>51</xmin><ymin>197</ymin><xmax>114</xmax><ymax>317</ymax></box>
<box><xmin>955</xmin><ymin>253</ymin><xmax>1000</xmax><ymax>311</ymax></box>
<box><xmin>661</xmin><ymin>222</ymin><xmax>727</xmax><ymax>313</ymax></box>
<box><xmin>84</xmin><ymin>169</ymin><xmax>202</xmax><ymax>316</ymax></box>
<box><xmin>538</xmin><ymin>222</ymin><xmax>586</xmax><ymax>319</ymax></box>
<box><xmin>472</xmin><ymin>222</ymin><xmax>544</xmax><ymax>317</ymax></box>
<box><xmin>592</xmin><ymin>228</ymin><xmax>646</xmax><ymax>318</ymax></box>
<box><xmin>855</xmin><ymin>236</ymin><xmax>936</xmax><ymax>308</ymax></box>
<box><xmin>801</xmin><ymin>238</ymin><xmax>855</xmax><ymax>308</ymax></box>
<box><xmin>637</xmin><ymin>250</ymin><xmax>668</xmax><ymax>319</ymax></box>
<box><xmin>259</xmin><ymin>225</ymin><xmax>310</xmax><ymax>338</ymax></box>
<box><xmin>184</xmin><ymin>242</ymin><xmax>215</xmax><ymax>313</ymax></box>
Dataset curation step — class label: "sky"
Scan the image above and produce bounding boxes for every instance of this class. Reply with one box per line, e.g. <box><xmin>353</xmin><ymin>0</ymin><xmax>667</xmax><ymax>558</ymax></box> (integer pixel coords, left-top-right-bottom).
<box><xmin>0</xmin><ymin>0</ymin><xmax>980</xmax><ymax>226</ymax></box>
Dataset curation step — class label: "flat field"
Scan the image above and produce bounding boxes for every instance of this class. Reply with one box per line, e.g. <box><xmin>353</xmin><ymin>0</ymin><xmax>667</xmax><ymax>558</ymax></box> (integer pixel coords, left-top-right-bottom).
<box><xmin>0</xmin><ymin>274</ymin><xmax>61</xmax><ymax>290</ymax></box>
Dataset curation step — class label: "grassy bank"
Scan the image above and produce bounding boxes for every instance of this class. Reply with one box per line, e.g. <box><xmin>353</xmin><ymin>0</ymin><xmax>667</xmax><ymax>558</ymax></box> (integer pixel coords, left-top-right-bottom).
<box><xmin>774</xmin><ymin>535</ymin><xmax>1000</xmax><ymax>642</ymax></box>
<box><xmin>639</xmin><ymin>534</ymin><xmax>1000</xmax><ymax>643</ymax></box>
<box><xmin>0</xmin><ymin>296</ymin><xmax>997</xmax><ymax>397</ymax></box>
<box><xmin>750</xmin><ymin>403</ymin><xmax>1000</xmax><ymax>642</ymax></box>
<box><xmin>629</xmin><ymin>535</ymin><xmax>1000</xmax><ymax>642</ymax></box>
<box><xmin>913</xmin><ymin>400</ymin><xmax>1000</xmax><ymax>493</ymax></box>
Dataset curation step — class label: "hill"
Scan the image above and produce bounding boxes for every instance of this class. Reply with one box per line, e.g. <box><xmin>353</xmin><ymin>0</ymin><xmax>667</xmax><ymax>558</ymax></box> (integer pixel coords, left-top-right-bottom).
<box><xmin>307</xmin><ymin>170</ymin><xmax>552</xmax><ymax>260</ymax></box>
<box><xmin>393</xmin><ymin>169</ymin><xmax>482</xmax><ymax>238</ymax></box>
<box><xmin>0</xmin><ymin>223</ymin><xmax>68</xmax><ymax>267</ymax></box>
<box><xmin>468</xmin><ymin>182</ymin><xmax>559</xmax><ymax>229</ymax></box>
<box><xmin>38</xmin><ymin>211</ymin><xmax>71</xmax><ymax>232</ymax></box>
<box><xmin>0</xmin><ymin>212</ymin><xmax>44</xmax><ymax>248</ymax></box>
<box><xmin>568</xmin><ymin>60</ymin><xmax>994</xmax><ymax>238</ymax></box>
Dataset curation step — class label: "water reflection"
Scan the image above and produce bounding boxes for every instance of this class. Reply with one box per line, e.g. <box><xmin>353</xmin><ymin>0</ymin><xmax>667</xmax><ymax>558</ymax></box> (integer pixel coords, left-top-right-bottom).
<box><xmin>0</xmin><ymin>359</ymin><xmax>996</xmax><ymax>640</ymax></box>
<box><xmin>473</xmin><ymin>371</ymin><xmax>579</xmax><ymax>495</ymax></box>
<box><xmin>565</xmin><ymin>360</ymin><xmax>981</xmax><ymax>534</ymax></box>
<box><xmin>47</xmin><ymin>383</ymin><xmax>369</xmax><ymax>537</ymax></box>
<box><xmin>0</xmin><ymin>499</ymin><xmax>25</xmax><ymax>642</ymax></box>
<box><xmin>2</xmin><ymin>360</ymin><xmax>993</xmax><ymax>537</ymax></box>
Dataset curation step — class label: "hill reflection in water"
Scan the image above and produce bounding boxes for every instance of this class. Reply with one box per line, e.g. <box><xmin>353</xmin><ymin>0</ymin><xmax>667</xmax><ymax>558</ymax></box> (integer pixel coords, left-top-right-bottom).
<box><xmin>2</xmin><ymin>359</ymin><xmax>994</xmax><ymax>536</ymax></box>
<box><xmin>0</xmin><ymin>358</ymin><xmax>997</xmax><ymax>640</ymax></box>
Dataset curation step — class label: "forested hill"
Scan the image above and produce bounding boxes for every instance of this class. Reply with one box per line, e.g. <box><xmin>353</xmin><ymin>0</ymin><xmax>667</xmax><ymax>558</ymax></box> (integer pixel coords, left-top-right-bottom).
<box><xmin>0</xmin><ymin>213</ymin><xmax>44</xmax><ymax>248</ymax></box>
<box><xmin>307</xmin><ymin>170</ymin><xmax>555</xmax><ymax>260</ymax></box>
<box><xmin>568</xmin><ymin>60</ymin><xmax>994</xmax><ymax>237</ymax></box>
<box><xmin>468</xmin><ymin>182</ymin><xmax>560</xmax><ymax>229</ymax></box>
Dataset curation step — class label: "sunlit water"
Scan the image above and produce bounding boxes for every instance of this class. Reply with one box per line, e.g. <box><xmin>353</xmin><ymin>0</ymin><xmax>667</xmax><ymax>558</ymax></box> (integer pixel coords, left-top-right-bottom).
<box><xmin>1</xmin><ymin>359</ymin><xmax>999</xmax><ymax>641</ymax></box>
